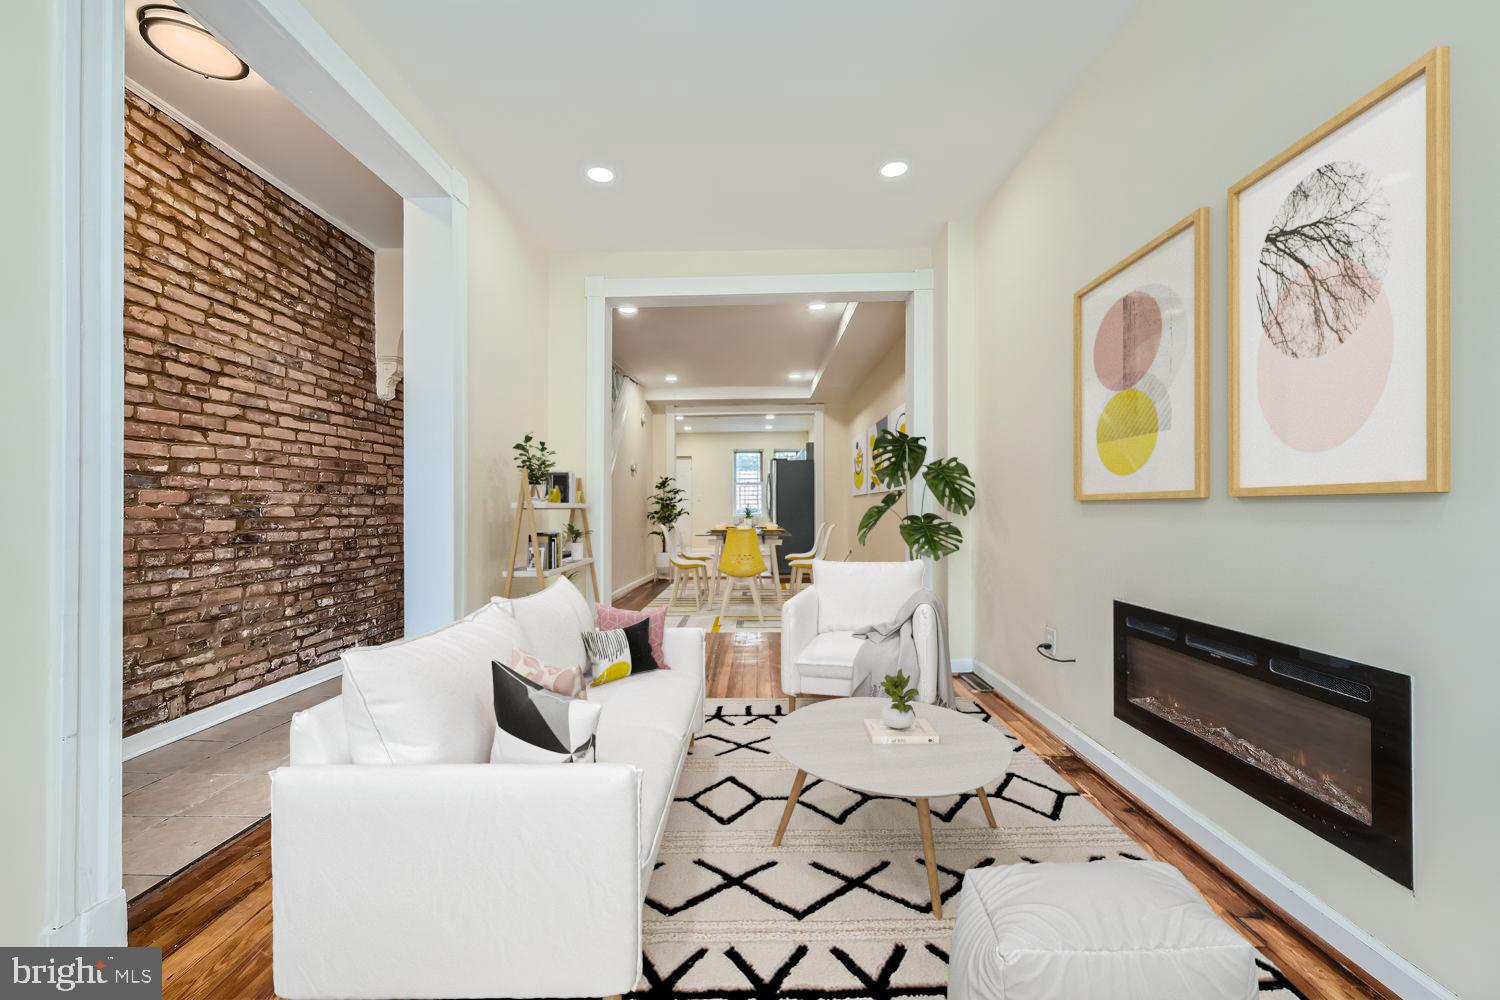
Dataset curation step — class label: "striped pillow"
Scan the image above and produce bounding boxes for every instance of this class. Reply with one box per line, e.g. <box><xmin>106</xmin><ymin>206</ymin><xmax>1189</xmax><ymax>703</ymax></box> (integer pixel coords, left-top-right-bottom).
<box><xmin>582</xmin><ymin>626</ymin><xmax>633</xmax><ymax>687</ymax></box>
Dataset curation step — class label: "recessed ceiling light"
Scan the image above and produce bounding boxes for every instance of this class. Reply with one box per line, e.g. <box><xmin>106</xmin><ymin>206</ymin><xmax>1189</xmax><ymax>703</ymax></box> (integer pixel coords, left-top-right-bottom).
<box><xmin>138</xmin><ymin>5</ymin><xmax>249</xmax><ymax>81</ymax></box>
<box><xmin>788</xmin><ymin>372</ymin><xmax>807</xmax><ymax>381</ymax></box>
<box><xmin>808</xmin><ymin>301</ymin><xmax>827</xmax><ymax>312</ymax></box>
<box><xmin>617</xmin><ymin>305</ymin><xmax>637</xmax><ymax>316</ymax></box>
<box><xmin>664</xmin><ymin>374</ymin><xmax>679</xmax><ymax>383</ymax></box>
<box><xmin>765</xmin><ymin>414</ymin><xmax>776</xmax><ymax>420</ymax></box>
<box><xmin>765</xmin><ymin>424</ymin><xmax>774</xmax><ymax>430</ymax></box>
<box><xmin>683</xmin><ymin>425</ymin><xmax>693</xmax><ymax>432</ymax></box>
<box><xmin>586</xmin><ymin>166</ymin><xmax>616</xmax><ymax>183</ymax></box>
<box><xmin>880</xmin><ymin>161</ymin><xmax>909</xmax><ymax>178</ymax></box>
<box><xmin>675</xmin><ymin>414</ymin><xmax>683</xmax><ymax>421</ymax></box>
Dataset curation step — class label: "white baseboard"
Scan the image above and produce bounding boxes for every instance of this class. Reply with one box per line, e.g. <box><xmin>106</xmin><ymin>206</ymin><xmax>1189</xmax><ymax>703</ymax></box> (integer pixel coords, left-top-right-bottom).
<box><xmin>123</xmin><ymin>661</ymin><xmax>342</xmax><ymax>761</ymax></box>
<box><xmin>972</xmin><ymin>660</ymin><xmax>1455</xmax><ymax>1000</ymax></box>
<box><xmin>42</xmin><ymin>889</ymin><xmax>126</xmax><ymax>947</ymax></box>
<box><xmin>612</xmin><ymin>573</ymin><xmax>656</xmax><ymax>601</ymax></box>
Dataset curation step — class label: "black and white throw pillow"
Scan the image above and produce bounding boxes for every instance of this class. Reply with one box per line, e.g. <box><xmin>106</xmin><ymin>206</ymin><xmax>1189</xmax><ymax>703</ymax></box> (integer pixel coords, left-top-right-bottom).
<box><xmin>490</xmin><ymin>660</ymin><xmax>601</xmax><ymax>764</ymax></box>
<box><xmin>583</xmin><ymin>617</ymin><xmax>659</xmax><ymax>688</ymax></box>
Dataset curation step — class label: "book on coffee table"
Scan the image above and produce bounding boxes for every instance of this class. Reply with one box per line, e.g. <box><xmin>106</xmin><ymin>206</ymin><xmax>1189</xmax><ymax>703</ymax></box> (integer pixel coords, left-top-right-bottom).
<box><xmin>863</xmin><ymin>718</ymin><xmax>940</xmax><ymax>745</ymax></box>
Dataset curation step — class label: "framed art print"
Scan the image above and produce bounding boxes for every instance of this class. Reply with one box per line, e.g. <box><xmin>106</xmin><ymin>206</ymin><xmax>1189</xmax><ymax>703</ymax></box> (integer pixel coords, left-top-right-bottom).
<box><xmin>1075</xmin><ymin>208</ymin><xmax>1209</xmax><ymax>501</ymax></box>
<box><xmin>1229</xmin><ymin>47</ymin><xmax>1449</xmax><ymax>495</ymax></box>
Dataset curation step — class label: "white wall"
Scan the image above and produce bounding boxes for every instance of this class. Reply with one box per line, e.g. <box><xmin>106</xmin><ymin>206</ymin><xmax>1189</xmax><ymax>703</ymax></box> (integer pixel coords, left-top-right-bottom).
<box><xmin>669</xmin><ymin>431</ymin><xmax>811</xmax><ymax>529</ymax></box>
<box><xmin>610</xmin><ymin>377</ymin><xmax>654</xmax><ymax>597</ymax></box>
<box><xmin>373</xmin><ymin>247</ymin><xmax>402</xmax><ymax>358</ymax></box>
<box><xmin>968</xmin><ymin>2</ymin><xmax>1497</xmax><ymax>995</ymax></box>
<box><xmin>1</xmin><ymin>0</ymin><xmax>62</xmax><ymax>944</ymax></box>
<box><xmin>826</xmin><ymin>345</ymin><xmax>907</xmax><ymax>562</ymax></box>
<box><xmin>302</xmin><ymin>2</ymin><xmax>551</xmax><ymax>611</ymax></box>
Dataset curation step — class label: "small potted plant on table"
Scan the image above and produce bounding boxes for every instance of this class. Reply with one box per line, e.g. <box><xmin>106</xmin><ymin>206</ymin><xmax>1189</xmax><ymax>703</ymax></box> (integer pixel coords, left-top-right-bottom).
<box><xmin>880</xmin><ymin>670</ymin><xmax>919</xmax><ymax>730</ymax></box>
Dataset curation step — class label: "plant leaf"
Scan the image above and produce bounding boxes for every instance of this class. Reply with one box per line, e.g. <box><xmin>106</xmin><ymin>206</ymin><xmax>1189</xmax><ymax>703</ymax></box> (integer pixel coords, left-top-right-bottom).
<box><xmin>898</xmin><ymin>513</ymin><xmax>963</xmax><ymax>560</ymax></box>
<box><xmin>872</xmin><ymin>430</ymin><xmax>926</xmax><ymax>488</ymax></box>
<box><xmin>921</xmin><ymin>457</ymin><xmax>976</xmax><ymax>516</ymax></box>
<box><xmin>857</xmin><ymin>490</ymin><xmax>902</xmax><ymax>544</ymax></box>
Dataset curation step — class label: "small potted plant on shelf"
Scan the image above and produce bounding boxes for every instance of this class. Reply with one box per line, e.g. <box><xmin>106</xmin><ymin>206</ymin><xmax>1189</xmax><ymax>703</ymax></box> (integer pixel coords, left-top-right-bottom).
<box><xmin>562</xmin><ymin>521</ymin><xmax>585</xmax><ymax>561</ymax></box>
<box><xmin>512</xmin><ymin>433</ymin><xmax>556</xmax><ymax>499</ymax></box>
<box><xmin>880</xmin><ymin>669</ymin><xmax>919</xmax><ymax>730</ymax></box>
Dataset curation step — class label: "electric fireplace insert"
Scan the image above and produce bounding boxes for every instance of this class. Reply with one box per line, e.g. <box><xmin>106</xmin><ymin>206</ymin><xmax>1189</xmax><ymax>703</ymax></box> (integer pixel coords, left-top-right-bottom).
<box><xmin>1114</xmin><ymin>601</ymin><xmax>1412</xmax><ymax>887</ymax></box>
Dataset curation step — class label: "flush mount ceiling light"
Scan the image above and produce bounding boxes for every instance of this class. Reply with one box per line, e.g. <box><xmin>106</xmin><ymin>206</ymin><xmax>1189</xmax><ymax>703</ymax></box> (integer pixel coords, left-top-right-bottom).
<box><xmin>663</xmin><ymin>374</ymin><xmax>679</xmax><ymax>383</ymax></box>
<box><xmin>675</xmin><ymin>414</ymin><xmax>683</xmax><ymax>421</ymax></box>
<box><xmin>880</xmin><ymin>161</ymin><xmax>910</xmax><ymax>178</ymax></box>
<box><xmin>765</xmin><ymin>424</ymin><xmax>774</xmax><ymax>430</ymax></box>
<box><xmin>616</xmin><ymin>305</ymin><xmax>637</xmax><ymax>316</ymax></box>
<box><xmin>138</xmin><ymin>5</ymin><xmax>250</xmax><ymax>81</ymax></box>
<box><xmin>586</xmin><ymin>166</ymin><xmax>616</xmax><ymax>183</ymax></box>
<box><xmin>807</xmin><ymin>301</ymin><xmax>827</xmax><ymax>312</ymax></box>
<box><xmin>683</xmin><ymin>425</ymin><xmax>693</xmax><ymax>432</ymax></box>
<box><xmin>788</xmin><ymin>371</ymin><xmax>807</xmax><ymax>381</ymax></box>
<box><xmin>765</xmin><ymin>414</ymin><xmax>776</xmax><ymax>420</ymax></box>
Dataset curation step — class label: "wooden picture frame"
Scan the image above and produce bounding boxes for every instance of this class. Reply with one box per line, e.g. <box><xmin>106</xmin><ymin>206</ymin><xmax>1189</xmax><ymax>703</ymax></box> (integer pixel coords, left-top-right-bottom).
<box><xmin>1075</xmin><ymin>208</ymin><xmax>1210</xmax><ymax>501</ymax></box>
<box><xmin>1228</xmin><ymin>47</ymin><xmax>1449</xmax><ymax>496</ymax></box>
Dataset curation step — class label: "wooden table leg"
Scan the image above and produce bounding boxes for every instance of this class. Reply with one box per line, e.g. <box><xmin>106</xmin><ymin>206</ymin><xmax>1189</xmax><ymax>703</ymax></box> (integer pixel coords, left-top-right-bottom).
<box><xmin>772</xmin><ymin>768</ymin><xmax>807</xmax><ymax>847</ymax></box>
<box><xmin>975</xmin><ymin>785</ymin><xmax>998</xmax><ymax>829</ymax></box>
<box><xmin>916</xmin><ymin>797</ymin><xmax>942</xmax><ymax>918</ymax></box>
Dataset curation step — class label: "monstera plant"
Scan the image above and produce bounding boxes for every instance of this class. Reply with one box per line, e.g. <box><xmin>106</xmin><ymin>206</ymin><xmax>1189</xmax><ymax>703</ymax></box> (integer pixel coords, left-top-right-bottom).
<box><xmin>858</xmin><ymin>429</ymin><xmax>975</xmax><ymax>561</ymax></box>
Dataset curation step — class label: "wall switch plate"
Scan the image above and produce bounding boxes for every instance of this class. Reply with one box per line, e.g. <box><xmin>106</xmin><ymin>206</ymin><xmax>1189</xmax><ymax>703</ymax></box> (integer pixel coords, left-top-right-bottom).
<box><xmin>1042</xmin><ymin>626</ymin><xmax>1058</xmax><ymax>653</ymax></box>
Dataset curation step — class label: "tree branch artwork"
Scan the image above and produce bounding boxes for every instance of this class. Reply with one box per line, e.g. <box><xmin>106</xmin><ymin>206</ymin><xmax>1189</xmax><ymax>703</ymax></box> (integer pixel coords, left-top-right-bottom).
<box><xmin>1256</xmin><ymin>160</ymin><xmax>1391</xmax><ymax>358</ymax></box>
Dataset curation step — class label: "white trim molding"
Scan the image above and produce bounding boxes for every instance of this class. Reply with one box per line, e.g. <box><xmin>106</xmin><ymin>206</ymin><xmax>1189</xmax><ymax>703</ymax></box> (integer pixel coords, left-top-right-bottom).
<box><xmin>971</xmin><ymin>661</ymin><xmax>1456</xmax><ymax>1000</ymax></box>
<box><xmin>123</xmin><ymin>662</ymin><xmax>342</xmax><ymax>762</ymax></box>
<box><xmin>587</xmin><ymin>270</ymin><xmax>936</xmax><ymax>606</ymax></box>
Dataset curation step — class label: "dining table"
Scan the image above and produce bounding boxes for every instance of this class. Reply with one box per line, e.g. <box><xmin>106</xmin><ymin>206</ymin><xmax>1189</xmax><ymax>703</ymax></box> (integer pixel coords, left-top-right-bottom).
<box><xmin>700</xmin><ymin>523</ymin><xmax>788</xmax><ymax>604</ymax></box>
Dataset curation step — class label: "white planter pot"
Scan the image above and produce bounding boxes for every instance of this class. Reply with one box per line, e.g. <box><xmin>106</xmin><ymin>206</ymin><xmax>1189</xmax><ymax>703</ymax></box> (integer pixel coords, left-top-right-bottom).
<box><xmin>882</xmin><ymin>706</ymin><xmax>915</xmax><ymax>730</ymax></box>
<box><xmin>655</xmin><ymin>552</ymin><xmax>670</xmax><ymax>579</ymax></box>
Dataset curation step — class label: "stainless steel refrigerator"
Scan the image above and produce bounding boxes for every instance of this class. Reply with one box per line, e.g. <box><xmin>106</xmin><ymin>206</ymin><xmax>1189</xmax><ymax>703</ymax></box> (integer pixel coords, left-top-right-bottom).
<box><xmin>768</xmin><ymin>444</ymin><xmax>815</xmax><ymax>577</ymax></box>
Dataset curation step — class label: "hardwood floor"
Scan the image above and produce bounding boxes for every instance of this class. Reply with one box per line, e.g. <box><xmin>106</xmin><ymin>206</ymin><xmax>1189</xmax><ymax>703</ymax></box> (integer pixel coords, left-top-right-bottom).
<box><xmin>129</xmin><ymin>579</ymin><xmax>1392</xmax><ymax>999</ymax></box>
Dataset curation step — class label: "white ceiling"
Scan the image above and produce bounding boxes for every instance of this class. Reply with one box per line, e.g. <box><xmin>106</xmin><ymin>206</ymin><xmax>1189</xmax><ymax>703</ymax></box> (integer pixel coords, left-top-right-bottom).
<box><xmin>674</xmin><ymin>415</ymin><xmax>813</xmax><ymax>434</ymax></box>
<box><xmin>613</xmin><ymin>303</ymin><xmax>845</xmax><ymax>390</ymax></box>
<box><xmin>301</xmin><ymin>0</ymin><xmax>1135</xmax><ymax>251</ymax></box>
<box><xmin>127</xmin><ymin>1</ymin><xmax>403</xmax><ymax>248</ymax></box>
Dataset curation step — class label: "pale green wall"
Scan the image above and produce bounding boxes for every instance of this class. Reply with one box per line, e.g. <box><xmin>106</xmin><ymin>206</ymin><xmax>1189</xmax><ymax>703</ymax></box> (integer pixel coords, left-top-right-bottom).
<box><xmin>970</xmin><ymin>2</ymin><xmax>1497</xmax><ymax>996</ymax></box>
<box><xmin>0</xmin><ymin>0</ymin><xmax>61</xmax><ymax>945</ymax></box>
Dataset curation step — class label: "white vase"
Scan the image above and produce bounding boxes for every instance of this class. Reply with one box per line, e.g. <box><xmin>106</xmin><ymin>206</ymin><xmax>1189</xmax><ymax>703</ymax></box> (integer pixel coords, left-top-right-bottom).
<box><xmin>882</xmin><ymin>706</ymin><xmax>915</xmax><ymax>730</ymax></box>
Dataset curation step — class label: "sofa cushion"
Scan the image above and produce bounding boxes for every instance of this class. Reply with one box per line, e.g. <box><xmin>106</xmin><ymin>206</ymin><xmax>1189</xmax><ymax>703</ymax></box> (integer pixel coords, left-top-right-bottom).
<box><xmin>590</xmin><ymin>668</ymin><xmax>702</xmax><ymax>742</ymax></box>
<box><xmin>341</xmin><ymin>604</ymin><xmax>529</xmax><ymax>765</ymax></box>
<box><xmin>812</xmin><ymin>560</ymin><xmax>924</xmax><ymax>632</ymax></box>
<box><xmin>492</xmin><ymin>577</ymin><xmax>595</xmax><ymax>674</ymax></box>
<box><xmin>795</xmin><ymin>630</ymin><xmax>864</xmax><ymax>681</ymax></box>
<box><xmin>597</xmin><ymin>604</ymin><xmax>668</xmax><ymax>668</ymax></box>
<box><xmin>595</xmin><ymin>723</ymin><xmax>686</xmax><ymax>881</ymax></box>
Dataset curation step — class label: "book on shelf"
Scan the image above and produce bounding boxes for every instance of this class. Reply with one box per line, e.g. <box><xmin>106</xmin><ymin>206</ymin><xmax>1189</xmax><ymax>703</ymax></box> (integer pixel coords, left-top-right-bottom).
<box><xmin>863</xmin><ymin>718</ymin><xmax>939</xmax><ymax>745</ymax></box>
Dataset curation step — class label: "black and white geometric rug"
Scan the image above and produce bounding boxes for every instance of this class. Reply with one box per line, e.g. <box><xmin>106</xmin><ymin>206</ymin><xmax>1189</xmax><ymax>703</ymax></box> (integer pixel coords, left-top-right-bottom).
<box><xmin>630</xmin><ymin>698</ymin><xmax>1303</xmax><ymax>998</ymax></box>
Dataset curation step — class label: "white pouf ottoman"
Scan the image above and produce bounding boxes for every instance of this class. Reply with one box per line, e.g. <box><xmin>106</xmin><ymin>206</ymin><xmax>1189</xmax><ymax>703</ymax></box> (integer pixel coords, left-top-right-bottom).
<box><xmin>948</xmin><ymin>861</ymin><xmax>1258</xmax><ymax>1000</ymax></box>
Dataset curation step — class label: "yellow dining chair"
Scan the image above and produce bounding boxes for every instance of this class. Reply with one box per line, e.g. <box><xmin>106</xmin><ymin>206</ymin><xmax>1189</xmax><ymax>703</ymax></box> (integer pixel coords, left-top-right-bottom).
<box><xmin>717</xmin><ymin>526</ymin><xmax>768</xmax><ymax>623</ymax></box>
<box><xmin>786</xmin><ymin>522</ymin><xmax>834</xmax><ymax>595</ymax></box>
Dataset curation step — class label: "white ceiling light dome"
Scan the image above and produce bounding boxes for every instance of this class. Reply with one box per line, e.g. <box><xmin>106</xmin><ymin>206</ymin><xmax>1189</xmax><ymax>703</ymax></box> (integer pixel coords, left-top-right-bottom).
<box><xmin>586</xmin><ymin>166</ymin><xmax>616</xmax><ymax>183</ymax></box>
<box><xmin>808</xmin><ymin>301</ymin><xmax>827</xmax><ymax>311</ymax></box>
<box><xmin>617</xmin><ymin>304</ymin><xmax>638</xmax><ymax>315</ymax></box>
<box><xmin>880</xmin><ymin>161</ymin><xmax>909</xmax><ymax>178</ymax></box>
<box><xmin>663</xmin><ymin>373</ymin><xmax>679</xmax><ymax>383</ymax></box>
<box><xmin>138</xmin><ymin>5</ymin><xmax>249</xmax><ymax>81</ymax></box>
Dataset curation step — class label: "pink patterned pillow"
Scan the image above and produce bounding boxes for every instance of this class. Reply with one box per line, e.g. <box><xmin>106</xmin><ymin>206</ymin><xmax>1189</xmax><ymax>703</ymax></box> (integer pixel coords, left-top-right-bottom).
<box><xmin>506</xmin><ymin>647</ymin><xmax>584</xmax><ymax>698</ymax></box>
<box><xmin>595</xmin><ymin>605</ymin><xmax>668</xmax><ymax>669</ymax></box>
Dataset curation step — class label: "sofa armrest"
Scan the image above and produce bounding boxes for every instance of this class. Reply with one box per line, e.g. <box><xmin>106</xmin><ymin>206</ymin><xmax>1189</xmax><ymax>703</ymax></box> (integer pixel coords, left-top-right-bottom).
<box><xmin>781</xmin><ymin>587</ymin><xmax>819</xmax><ymax>696</ymax></box>
<box><xmin>289</xmin><ymin>695</ymin><xmax>350</xmax><ymax>765</ymax></box>
<box><xmin>663</xmin><ymin>626</ymin><xmax>705</xmax><ymax>674</ymax></box>
<box><xmin>272</xmin><ymin>763</ymin><xmax>643</xmax><ymax>999</ymax></box>
<box><xmin>913</xmin><ymin>602</ymin><xmax>939</xmax><ymax>704</ymax></box>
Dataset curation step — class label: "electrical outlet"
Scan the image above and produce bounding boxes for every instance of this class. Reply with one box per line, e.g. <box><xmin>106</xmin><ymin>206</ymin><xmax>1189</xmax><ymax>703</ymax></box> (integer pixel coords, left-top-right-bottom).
<box><xmin>1042</xmin><ymin>626</ymin><xmax>1059</xmax><ymax>653</ymax></box>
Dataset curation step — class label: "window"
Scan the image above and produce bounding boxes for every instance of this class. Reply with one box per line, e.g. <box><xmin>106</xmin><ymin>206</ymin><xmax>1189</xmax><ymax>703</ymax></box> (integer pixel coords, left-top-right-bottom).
<box><xmin>733</xmin><ymin>450</ymin><xmax>764</xmax><ymax>514</ymax></box>
<box><xmin>773</xmin><ymin>449</ymin><xmax>802</xmax><ymax>461</ymax></box>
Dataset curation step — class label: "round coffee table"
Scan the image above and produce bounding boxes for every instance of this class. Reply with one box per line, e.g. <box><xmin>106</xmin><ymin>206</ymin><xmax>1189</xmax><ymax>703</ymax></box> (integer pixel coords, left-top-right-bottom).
<box><xmin>769</xmin><ymin>697</ymin><xmax>1014</xmax><ymax>918</ymax></box>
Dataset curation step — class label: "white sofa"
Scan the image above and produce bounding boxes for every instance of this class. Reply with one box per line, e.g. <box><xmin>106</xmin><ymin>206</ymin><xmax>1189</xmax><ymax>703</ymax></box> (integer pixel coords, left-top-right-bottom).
<box><xmin>270</xmin><ymin>579</ymin><xmax>706</xmax><ymax>1000</ymax></box>
<box><xmin>780</xmin><ymin>559</ymin><xmax>939</xmax><ymax>707</ymax></box>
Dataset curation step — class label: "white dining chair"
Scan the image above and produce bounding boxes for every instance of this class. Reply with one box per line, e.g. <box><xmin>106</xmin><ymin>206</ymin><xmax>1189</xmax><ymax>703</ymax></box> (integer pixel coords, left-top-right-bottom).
<box><xmin>667</xmin><ymin>528</ymin><xmax>714</xmax><ymax>609</ymax></box>
<box><xmin>785</xmin><ymin>523</ymin><xmax>834</xmax><ymax>595</ymax></box>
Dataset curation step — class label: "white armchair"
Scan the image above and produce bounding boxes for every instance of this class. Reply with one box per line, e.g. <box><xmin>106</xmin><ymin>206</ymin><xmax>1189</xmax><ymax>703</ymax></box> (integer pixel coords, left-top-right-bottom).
<box><xmin>780</xmin><ymin>559</ymin><xmax>939</xmax><ymax>709</ymax></box>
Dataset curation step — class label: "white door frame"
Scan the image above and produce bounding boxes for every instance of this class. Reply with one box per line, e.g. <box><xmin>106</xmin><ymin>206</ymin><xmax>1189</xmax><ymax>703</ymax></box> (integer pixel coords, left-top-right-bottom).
<box><xmin>586</xmin><ymin>270</ymin><xmax>935</xmax><ymax>596</ymax></box>
<box><xmin>54</xmin><ymin>0</ymin><xmax>468</xmax><ymax>946</ymax></box>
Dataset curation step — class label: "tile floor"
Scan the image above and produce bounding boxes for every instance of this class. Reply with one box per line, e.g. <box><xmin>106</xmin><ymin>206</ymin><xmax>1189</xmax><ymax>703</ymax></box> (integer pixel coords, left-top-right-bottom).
<box><xmin>122</xmin><ymin>676</ymin><xmax>341</xmax><ymax>900</ymax></box>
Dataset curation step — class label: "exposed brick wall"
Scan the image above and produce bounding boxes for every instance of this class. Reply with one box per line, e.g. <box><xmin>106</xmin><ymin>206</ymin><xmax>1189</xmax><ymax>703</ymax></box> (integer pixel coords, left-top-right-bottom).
<box><xmin>122</xmin><ymin>91</ymin><xmax>402</xmax><ymax>736</ymax></box>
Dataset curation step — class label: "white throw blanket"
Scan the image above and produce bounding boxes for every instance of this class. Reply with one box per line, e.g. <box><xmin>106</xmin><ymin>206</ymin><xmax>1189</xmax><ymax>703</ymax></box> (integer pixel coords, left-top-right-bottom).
<box><xmin>851</xmin><ymin>589</ymin><xmax>954</xmax><ymax>707</ymax></box>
